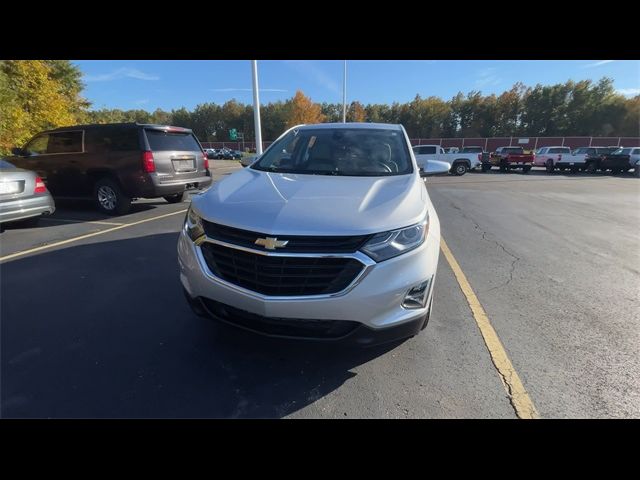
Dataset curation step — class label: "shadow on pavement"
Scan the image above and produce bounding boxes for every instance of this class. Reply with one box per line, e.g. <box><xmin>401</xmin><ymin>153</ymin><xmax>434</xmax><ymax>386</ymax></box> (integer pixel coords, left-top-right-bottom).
<box><xmin>1</xmin><ymin>232</ymin><xmax>398</xmax><ymax>418</ymax></box>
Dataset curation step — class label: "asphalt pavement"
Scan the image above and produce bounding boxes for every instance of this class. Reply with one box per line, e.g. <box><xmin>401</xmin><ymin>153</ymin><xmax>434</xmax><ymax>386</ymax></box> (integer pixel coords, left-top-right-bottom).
<box><xmin>1</xmin><ymin>164</ymin><xmax>638</xmax><ymax>418</ymax></box>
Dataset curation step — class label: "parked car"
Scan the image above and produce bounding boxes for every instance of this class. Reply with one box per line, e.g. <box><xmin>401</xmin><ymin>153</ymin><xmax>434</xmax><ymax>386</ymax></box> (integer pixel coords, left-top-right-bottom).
<box><xmin>178</xmin><ymin>123</ymin><xmax>450</xmax><ymax>346</ymax></box>
<box><xmin>0</xmin><ymin>159</ymin><xmax>55</xmax><ymax>227</ymax></box>
<box><xmin>598</xmin><ymin>147</ymin><xmax>640</xmax><ymax>174</ymax></box>
<box><xmin>533</xmin><ymin>146</ymin><xmax>574</xmax><ymax>172</ymax></box>
<box><xmin>204</xmin><ymin>148</ymin><xmax>218</xmax><ymax>159</ymax></box>
<box><xmin>412</xmin><ymin>144</ymin><xmax>482</xmax><ymax>175</ymax></box>
<box><xmin>7</xmin><ymin>123</ymin><xmax>212</xmax><ymax>215</ymax></box>
<box><xmin>484</xmin><ymin>146</ymin><xmax>534</xmax><ymax>173</ymax></box>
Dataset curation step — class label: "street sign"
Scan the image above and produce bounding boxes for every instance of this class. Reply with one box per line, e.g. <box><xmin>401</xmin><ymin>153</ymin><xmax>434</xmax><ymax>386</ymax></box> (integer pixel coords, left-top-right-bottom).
<box><xmin>229</xmin><ymin>128</ymin><xmax>238</xmax><ymax>140</ymax></box>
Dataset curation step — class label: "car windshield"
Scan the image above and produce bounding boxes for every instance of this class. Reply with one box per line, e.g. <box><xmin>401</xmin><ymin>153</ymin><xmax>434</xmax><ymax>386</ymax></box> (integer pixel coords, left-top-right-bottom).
<box><xmin>145</xmin><ymin>129</ymin><xmax>200</xmax><ymax>151</ymax></box>
<box><xmin>252</xmin><ymin>127</ymin><xmax>413</xmax><ymax>176</ymax></box>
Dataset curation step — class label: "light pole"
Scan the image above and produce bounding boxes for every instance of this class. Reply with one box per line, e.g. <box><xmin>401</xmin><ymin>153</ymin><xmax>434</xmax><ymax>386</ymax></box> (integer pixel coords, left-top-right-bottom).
<box><xmin>342</xmin><ymin>60</ymin><xmax>347</xmax><ymax>123</ymax></box>
<box><xmin>251</xmin><ymin>60</ymin><xmax>263</xmax><ymax>155</ymax></box>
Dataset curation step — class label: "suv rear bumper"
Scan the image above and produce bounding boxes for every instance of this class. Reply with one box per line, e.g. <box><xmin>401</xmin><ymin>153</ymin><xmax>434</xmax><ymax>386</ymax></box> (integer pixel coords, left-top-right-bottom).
<box><xmin>131</xmin><ymin>173</ymin><xmax>213</xmax><ymax>198</ymax></box>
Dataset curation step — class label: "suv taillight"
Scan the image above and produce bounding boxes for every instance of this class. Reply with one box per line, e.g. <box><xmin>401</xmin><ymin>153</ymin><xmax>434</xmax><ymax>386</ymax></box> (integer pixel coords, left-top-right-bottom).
<box><xmin>202</xmin><ymin>151</ymin><xmax>209</xmax><ymax>169</ymax></box>
<box><xmin>34</xmin><ymin>177</ymin><xmax>47</xmax><ymax>193</ymax></box>
<box><xmin>142</xmin><ymin>151</ymin><xmax>156</xmax><ymax>173</ymax></box>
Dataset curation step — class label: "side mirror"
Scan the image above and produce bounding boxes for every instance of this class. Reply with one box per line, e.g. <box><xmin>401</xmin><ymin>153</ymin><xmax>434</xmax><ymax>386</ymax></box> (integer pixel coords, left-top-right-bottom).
<box><xmin>420</xmin><ymin>160</ymin><xmax>451</xmax><ymax>177</ymax></box>
<box><xmin>11</xmin><ymin>147</ymin><xmax>25</xmax><ymax>156</ymax></box>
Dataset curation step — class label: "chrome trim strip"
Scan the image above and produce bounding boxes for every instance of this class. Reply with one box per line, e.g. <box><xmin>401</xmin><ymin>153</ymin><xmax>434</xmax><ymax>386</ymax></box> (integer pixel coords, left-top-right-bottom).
<box><xmin>192</xmin><ymin>236</ymin><xmax>375</xmax><ymax>301</ymax></box>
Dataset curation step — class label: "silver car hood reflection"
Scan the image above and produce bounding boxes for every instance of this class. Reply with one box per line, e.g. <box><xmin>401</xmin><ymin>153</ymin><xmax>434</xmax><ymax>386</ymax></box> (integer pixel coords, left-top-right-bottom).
<box><xmin>192</xmin><ymin>168</ymin><xmax>427</xmax><ymax>236</ymax></box>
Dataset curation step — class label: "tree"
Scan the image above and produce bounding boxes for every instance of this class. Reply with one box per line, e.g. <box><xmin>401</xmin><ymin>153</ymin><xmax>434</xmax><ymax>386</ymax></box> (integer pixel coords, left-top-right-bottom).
<box><xmin>284</xmin><ymin>90</ymin><xmax>325</xmax><ymax>128</ymax></box>
<box><xmin>0</xmin><ymin>60</ymin><xmax>88</xmax><ymax>154</ymax></box>
<box><xmin>347</xmin><ymin>101</ymin><xmax>366</xmax><ymax>122</ymax></box>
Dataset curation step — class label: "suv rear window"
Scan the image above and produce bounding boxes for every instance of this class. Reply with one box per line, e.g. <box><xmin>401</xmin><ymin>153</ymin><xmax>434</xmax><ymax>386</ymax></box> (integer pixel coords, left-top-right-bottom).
<box><xmin>503</xmin><ymin>147</ymin><xmax>523</xmax><ymax>154</ymax></box>
<box><xmin>549</xmin><ymin>147</ymin><xmax>571</xmax><ymax>154</ymax></box>
<box><xmin>145</xmin><ymin>130</ymin><xmax>200</xmax><ymax>151</ymax></box>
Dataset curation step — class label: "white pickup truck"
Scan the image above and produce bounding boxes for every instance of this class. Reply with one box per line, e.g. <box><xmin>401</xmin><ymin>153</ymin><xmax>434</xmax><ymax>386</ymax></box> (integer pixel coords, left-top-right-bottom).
<box><xmin>412</xmin><ymin>145</ymin><xmax>482</xmax><ymax>176</ymax></box>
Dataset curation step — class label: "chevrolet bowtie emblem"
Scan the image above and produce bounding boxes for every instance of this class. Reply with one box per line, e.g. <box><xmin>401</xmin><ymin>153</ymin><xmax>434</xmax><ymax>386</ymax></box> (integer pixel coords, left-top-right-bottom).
<box><xmin>255</xmin><ymin>237</ymin><xmax>289</xmax><ymax>250</ymax></box>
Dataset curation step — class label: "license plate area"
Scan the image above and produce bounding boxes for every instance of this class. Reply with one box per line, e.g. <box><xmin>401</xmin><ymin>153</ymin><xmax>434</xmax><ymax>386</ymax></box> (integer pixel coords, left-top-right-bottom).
<box><xmin>0</xmin><ymin>181</ymin><xmax>23</xmax><ymax>195</ymax></box>
<box><xmin>172</xmin><ymin>158</ymin><xmax>196</xmax><ymax>172</ymax></box>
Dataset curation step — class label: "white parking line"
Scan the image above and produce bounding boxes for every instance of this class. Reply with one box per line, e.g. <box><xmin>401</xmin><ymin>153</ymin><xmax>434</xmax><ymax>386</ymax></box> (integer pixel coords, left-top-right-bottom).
<box><xmin>39</xmin><ymin>217</ymin><xmax>124</xmax><ymax>226</ymax></box>
<box><xmin>0</xmin><ymin>209</ymin><xmax>188</xmax><ymax>263</ymax></box>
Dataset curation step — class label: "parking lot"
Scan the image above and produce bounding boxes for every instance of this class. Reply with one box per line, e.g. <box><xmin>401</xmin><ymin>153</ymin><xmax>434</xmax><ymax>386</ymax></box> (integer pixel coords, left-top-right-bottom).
<box><xmin>1</xmin><ymin>162</ymin><xmax>639</xmax><ymax>418</ymax></box>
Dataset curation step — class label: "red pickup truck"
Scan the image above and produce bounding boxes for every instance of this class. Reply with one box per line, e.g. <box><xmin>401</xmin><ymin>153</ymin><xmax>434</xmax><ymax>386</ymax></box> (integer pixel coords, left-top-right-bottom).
<box><xmin>482</xmin><ymin>146</ymin><xmax>534</xmax><ymax>173</ymax></box>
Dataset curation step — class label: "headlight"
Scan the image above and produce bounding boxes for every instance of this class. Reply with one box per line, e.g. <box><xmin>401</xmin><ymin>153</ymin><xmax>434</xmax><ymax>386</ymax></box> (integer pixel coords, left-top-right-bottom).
<box><xmin>361</xmin><ymin>214</ymin><xmax>429</xmax><ymax>262</ymax></box>
<box><xmin>185</xmin><ymin>205</ymin><xmax>206</xmax><ymax>244</ymax></box>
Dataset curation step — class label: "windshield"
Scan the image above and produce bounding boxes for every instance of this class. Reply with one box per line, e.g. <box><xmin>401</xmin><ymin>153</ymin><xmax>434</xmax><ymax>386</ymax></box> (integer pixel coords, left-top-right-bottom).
<box><xmin>145</xmin><ymin>129</ymin><xmax>200</xmax><ymax>151</ymax></box>
<box><xmin>252</xmin><ymin>127</ymin><xmax>413</xmax><ymax>176</ymax></box>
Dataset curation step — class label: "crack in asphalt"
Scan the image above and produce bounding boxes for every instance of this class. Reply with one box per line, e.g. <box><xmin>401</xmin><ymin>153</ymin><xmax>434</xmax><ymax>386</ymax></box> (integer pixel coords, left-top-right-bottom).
<box><xmin>448</xmin><ymin>200</ymin><xmax>521</xmax><ymax>292</ymax></box>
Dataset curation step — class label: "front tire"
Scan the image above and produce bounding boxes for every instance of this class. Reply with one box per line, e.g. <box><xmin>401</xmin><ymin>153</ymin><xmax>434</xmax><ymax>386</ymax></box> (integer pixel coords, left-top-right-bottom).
<box><xmin>522</xmin><ymin>165</ymin><xmax>532</xmax><ymax>174</ymax></box>
<box><xmin>481</xmin><ymin>163</ymin><xmax>492</xmax><ymax>172</ymax></box>
<box><xmin>164</xmin><ymin>192</ymin><xmax>186</xmax><ymax>204</ymax></box>
<box><xmin>586</xmin><ymin>162</ymin><xmax>597</xmax><ymax>174</ymax></box>
<box><xmin>94</xmin><ymin>178</ymin><xmax>131</xmax><ymax>215</ymax></box>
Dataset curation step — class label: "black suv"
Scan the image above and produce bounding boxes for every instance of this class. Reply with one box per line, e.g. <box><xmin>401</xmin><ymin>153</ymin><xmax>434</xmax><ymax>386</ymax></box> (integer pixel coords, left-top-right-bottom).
<box><xmin>8</xmin><ymin>123</ymin><xmax>212</xmax><ymax>214</ymax></box>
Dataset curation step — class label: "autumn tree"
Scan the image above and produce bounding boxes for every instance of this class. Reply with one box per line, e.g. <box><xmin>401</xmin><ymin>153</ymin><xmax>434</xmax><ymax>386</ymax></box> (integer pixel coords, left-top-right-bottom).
<box><xmin>347</xmin><ymin>101</ymin><xmax>366</xmax><ymax>122</ymax></box>
<box><xmin>0</xmin><ymin>60</ymin><xmax>89</xmax><ymax>154</ymax></box>
<box><xmin>284</xmin><ymin>90</ymin><xmax>325</xmax><ymax>128</ymax></box>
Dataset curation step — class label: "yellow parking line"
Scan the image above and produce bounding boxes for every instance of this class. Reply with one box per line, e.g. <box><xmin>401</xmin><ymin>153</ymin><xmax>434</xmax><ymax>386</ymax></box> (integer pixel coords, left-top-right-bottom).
<box><xmin>39</xmin><ymin>217</ymin><xmax>124</xmax><ymax>226</ymax></box>
<box><xmin>0</xmin><ymin>209</ymin><xmax>188</xmax><ymax>263</ymax></box>
<box><xmin>440</xmin><ymin>237</ymin><xmax>539</xmax><ymax>419</ymax></box>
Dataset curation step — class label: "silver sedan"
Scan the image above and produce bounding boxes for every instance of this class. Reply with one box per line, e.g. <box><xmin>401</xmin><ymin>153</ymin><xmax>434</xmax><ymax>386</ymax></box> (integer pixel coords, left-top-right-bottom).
<box><xmin>0</xmin><ymin>159</ymin><xmax>55</xmax><ymax>227</ymax></box>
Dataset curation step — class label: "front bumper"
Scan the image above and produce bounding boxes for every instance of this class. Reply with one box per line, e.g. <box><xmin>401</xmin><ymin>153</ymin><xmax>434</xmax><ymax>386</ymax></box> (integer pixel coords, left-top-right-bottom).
<box><xmin>178</xmin><ymin>214</ymin><xmax>440</xmax><ymax>341</ymax></box>
<box><xmin>0</xmin><ymin>194</ymin><xmax>55</xmax><ymax>224</ymax></box>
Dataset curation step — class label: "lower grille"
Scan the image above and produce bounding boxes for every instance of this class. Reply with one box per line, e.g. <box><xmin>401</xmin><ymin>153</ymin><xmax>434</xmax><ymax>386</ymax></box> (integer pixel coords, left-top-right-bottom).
<box><xmin>200</xmin><ymin>298</ymin><xmax>360</xmax><ymax>339</ymax></box>
<box><xmin>200</xmin><ymin>242</ymin><xmax>364</xmax><ymax>296</ymax></box>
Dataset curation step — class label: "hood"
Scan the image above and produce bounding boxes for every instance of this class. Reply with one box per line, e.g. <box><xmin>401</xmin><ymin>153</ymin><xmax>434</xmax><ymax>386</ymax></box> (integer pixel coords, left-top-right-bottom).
<box><xmin>192</xmin><ymin>168</ymin><xmax>427</xmax><ymax>236</ymax></box>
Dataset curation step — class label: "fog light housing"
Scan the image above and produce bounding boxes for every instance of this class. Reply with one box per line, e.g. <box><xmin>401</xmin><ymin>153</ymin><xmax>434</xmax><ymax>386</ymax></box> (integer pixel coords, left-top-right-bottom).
<box><xmin>402</xmin><ymin>278</ymin><xmax>431</xmax><ymax>309</ymax></box>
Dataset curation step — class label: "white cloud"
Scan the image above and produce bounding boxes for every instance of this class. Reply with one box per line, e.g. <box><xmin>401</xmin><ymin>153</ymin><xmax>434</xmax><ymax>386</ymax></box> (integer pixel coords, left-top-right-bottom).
<box><xmin>134</xmin><ymin>99</ymin><xmax>150</xmax><ymax>105</ymax></box>
<box><xmin>283</xmin><ymin>60</ymin><xmax>342</xmax><ymax>96</ymax></box>
<box><xmin>210</xmin><ymin>88</ymin><xmax>288</xmax><ymax>93</ymax></box>
<box><xmin>582</xmin><ymin>60</ymin><xmax>615</xmax><ymax>68</ymax></box>
<box><xmin>475</xmin><ymin>67</ymin><xmax>501</xmax><ymax>88</ymax></box>
<box><xmin>617</xmin><ymin>88</ymin><xmax>640</xmax><ymax>97</ymax></box>
<box><xmin>84</xmin><ymin>68</ymin><xmax>159</xmax><ymax>82</ymax></box>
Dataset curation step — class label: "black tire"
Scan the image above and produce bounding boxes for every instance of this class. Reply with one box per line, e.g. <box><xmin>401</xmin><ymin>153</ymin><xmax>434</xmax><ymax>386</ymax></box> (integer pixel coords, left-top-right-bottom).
<box><xmin>522</xmin><ymin>165</ymin><xmax>532</xmax><ymax>174</ymax></box>
<box><xmin>570</xmin><ymin>166</ymin><xmax>579</xmax><ymax>174</ymax></box>
<box><xmin>545</xmin><ymin>159</ymin><xmax>555</xmax><ymax>173</ymax></box>
<box><xmin>164</xmin><ymin>192</ymin><xmax>186</xmax><ymax>204</ymax></box>
<box><xmin>481</xmin><ymin>163</ymin><xmax>491</xmax><ymax>172</ymax></box>
<box><xmin>94</xmin><ymin>177</ymin><xmax>132</xmax><ymax>215</ymax></box>
<box><xmin>586</xmin><ymin>162</ymin><xmax>597</xmax><ymax>174</ymax></box>
<box><xmin>635</xmin><ymin>167</ymin><xmax>640</xmax><ymax>178</ymax></box>
<box><xmin>452</xmin><ymin>162</ymin><xmax>468</xmax><ymax>176</ymax></box>
<box><xmin>559</xmin><ymin>166</ymin><xmax>566</xmax><ymax>171</ymax></box>
<box><xmin>499</xmin><ymin>165</ymin><xmax>507</xmax><ymax>173</ymax></box>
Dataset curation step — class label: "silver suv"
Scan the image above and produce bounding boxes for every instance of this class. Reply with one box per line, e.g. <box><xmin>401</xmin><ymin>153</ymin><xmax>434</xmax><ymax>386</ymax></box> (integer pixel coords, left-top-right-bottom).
<box><xmin>178</xmin><ymin>123</ymin><xmax>448</xmax><ymax>345</ymax></box>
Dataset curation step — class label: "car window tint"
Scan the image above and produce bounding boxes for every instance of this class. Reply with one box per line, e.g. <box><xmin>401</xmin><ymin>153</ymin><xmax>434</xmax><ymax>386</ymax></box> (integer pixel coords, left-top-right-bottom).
<box><xmin>24</xmin><ymin>134</ymin><xmax>50</xmax><ymax>155</ymax></box>
<box><xmin>145</xmin><ymin>130</ymin><xmax>200</xmax><ymax>151</ymax></box>
<box><xmin>48</xmin><ymin>131</ymin><xmax>83</xmax><ymax>154</ymax></box>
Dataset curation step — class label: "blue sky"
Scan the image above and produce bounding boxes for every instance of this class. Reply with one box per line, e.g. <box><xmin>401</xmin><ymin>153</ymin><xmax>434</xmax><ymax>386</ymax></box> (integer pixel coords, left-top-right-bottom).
<box><xmin>74</xmin><ymin>60</ymin><xmax>640</xmax><ymax>111</ymax></box>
